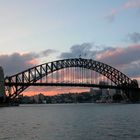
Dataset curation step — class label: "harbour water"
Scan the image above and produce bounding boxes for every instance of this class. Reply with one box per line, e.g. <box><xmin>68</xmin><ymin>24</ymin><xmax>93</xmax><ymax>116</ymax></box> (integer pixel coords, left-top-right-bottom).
<box><xmin>0</xmin><ymin>103</ymin><xmax>140</xmax><ymax>140</ymax></box>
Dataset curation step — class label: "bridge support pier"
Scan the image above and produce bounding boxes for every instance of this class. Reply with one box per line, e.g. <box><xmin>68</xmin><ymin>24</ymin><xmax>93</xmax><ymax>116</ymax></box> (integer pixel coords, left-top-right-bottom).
<box><xmin>0</xmin><ymin>66</ymin><xmax>6</xmax><ymax>103</ymax></box>
<box><xmin>123</xmin><ymin>89</ymin><xmax>140</xmax><ymax>103</ymax></box>
<box><xmin>129</xmin><ymin>89</ymin><xmax>140</xmax><ymax>103</ymax></box>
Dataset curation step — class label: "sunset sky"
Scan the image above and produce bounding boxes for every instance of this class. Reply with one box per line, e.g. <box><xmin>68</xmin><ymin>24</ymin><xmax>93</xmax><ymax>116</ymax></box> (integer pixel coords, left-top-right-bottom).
<box><xmin>0</xmin><ymin>0</ymin><xmax>140</xmax><ymax>95</ymax></box>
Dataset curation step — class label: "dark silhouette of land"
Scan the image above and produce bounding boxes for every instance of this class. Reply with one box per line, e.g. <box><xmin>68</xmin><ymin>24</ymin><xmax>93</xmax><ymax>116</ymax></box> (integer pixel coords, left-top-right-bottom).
<box><xmin>18</xmin><ymin>89</ymin><xmax>125</xmax><ymax>104</ymax></box>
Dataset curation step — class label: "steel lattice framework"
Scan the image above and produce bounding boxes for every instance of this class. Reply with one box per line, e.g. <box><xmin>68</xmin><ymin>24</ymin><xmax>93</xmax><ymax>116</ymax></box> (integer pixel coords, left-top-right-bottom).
<box><xmin>4</xmin><ymin>58</ymin><xmax>137</xmax><ymax>99</ymax></box>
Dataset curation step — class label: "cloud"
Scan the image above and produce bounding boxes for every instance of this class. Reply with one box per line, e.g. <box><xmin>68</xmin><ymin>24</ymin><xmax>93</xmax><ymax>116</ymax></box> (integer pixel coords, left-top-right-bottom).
<box><xmin>1</xmin><ymin>43</ymin><xmax>140</xmax><ymax>84</ymax></box>
<box><xmin>60</xmin><ymin>43</ymin><xmax>94</xmax><ymax>58</ymax></box>
<box><xmin>122</xmin><ymin>60</ymin><xmax>140</xmax><ymax>77</ymax></box>
<box><xmin>59</xmin><ymin>43</ymin><xmax>140</xmax><ymax>79</ymax></box>
<box><xmin>106</xmin><ymin>0</ymin><xmax>140</xmax><ymax>22</ymax></box>
<box><xmin>41</xmin><ymin>49</ymin><xmax>57</xmax><ymax>56</ymax></box>
<box><xmin>96</xmin><ymin>45</ymin><xmax>140</xmax><ymax>79</ymax></box>
<box><xmin>123</xmin><ymin>0</ymin><xmax>140</xmax><ymax>9</ymax></box>
<box><xmin>96</xmin><ymin>45</ymin><xmax>140</xmax><ymax>66</ymax></box>
<box><xmin>0</xmin><ymin>49</ymin><xmax>56</xmax><ymax>75</ymax></box>
<box><xmin>105</xmin><ymin>9</ymin><xmax>119</xmax><ymax>22</ymax></box>
<box><xmin>59</xmin><ymin>43</ymin><xmax>116</xmax><ymax>60</ymax></box>
<box><xmin>127</xmin><ymin>32</ymin><xmax>140</xmax><ymax>43</ymax></box>
<box><xmin>0</xmin><ymin>53</ymin><xmax>38</xmax><ymax>75</ymax></box>
<box><xmin>59</xmin><ymin>43</ymin><xmax>113</xmax><ymax>59</ymax></box>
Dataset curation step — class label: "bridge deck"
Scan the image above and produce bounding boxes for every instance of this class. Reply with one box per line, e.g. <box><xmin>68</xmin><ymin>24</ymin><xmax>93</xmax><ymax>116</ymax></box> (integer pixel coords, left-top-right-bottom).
<box><xmin>5</xmin><ymin>82</ymin><xmax>140</xmax><ymax>91</ymax></box>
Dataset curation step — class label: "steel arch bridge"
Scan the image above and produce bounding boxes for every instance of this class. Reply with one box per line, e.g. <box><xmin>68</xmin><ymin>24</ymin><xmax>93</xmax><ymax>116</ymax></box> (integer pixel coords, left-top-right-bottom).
<box><xmin>4</xmin><ymin>58</ymin><xmax>139</xmax><ymax>100</ymax></box>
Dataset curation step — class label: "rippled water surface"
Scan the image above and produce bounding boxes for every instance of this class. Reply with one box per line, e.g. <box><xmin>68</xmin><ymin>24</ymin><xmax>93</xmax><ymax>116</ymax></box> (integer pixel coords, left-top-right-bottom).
<box><xmin>0</xmin><ymin>103</ymin><xmax>140</xmax><ymax>140</ymax></box>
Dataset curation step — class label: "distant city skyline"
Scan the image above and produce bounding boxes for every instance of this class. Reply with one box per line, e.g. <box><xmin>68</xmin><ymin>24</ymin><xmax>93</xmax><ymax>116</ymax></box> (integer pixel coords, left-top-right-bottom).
<box><xmin>0</xmin><ymin>0</ymin><xmax>140</xmax><ymax>95</ymax></box>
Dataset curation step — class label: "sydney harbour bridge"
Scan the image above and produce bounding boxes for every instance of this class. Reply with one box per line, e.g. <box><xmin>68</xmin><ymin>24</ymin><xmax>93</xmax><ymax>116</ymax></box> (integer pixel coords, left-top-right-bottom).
<box><xmin>0</xmin><ymin>58</ymin><xmax>140</xmax><ymax>103</ymax></box>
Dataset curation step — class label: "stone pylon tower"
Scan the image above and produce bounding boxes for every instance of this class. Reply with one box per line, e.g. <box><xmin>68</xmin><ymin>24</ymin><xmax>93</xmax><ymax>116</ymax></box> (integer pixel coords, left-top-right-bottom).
<box><xmin>0</xmin><ymin>66</ymin><xmax>5</xmax><ymax>103</ymax></box>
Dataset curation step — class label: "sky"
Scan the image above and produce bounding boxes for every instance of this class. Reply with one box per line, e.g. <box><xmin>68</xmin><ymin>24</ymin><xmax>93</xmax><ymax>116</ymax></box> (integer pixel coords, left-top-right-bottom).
<box><xmin>0</xmin><ymin>0</ymin><xmax>140</xmax><ymax>95</ymax></box>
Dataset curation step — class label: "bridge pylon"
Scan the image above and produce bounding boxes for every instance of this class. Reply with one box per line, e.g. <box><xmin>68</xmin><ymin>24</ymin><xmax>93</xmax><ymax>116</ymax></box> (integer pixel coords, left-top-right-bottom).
<box><xmin>124</xmin><ymin>79</ymin><xmax>140</xmax><ymax>102</ymax></box>
<box><xmin>0</xmin><ymin>66</ymin><xmax>6</xmax><ymax>103</ymax></box>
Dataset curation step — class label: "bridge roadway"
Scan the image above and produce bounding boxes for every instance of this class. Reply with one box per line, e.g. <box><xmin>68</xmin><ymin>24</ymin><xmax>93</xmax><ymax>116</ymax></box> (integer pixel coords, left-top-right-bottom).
<box><xmin>5</xmin><ymin>82</ymin><xmax>140</xmax><ymax>91</ymax></box>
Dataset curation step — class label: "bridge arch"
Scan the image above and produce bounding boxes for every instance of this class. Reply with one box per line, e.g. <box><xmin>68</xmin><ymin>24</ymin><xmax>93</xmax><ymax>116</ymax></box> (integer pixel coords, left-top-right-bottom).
<box><xmin>5</xmin><ymin>58</ymin><xmax>135</xmax><ymax>98</ymax></box>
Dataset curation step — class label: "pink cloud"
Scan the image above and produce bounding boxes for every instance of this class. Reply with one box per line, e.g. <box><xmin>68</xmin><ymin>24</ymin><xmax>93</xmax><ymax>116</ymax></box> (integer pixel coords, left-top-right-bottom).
<box><xmin>96</xmin><ymin>45</ymin><xmax>140</xmax><ymax>66</ymax></box>
<box><xmin>0</xmin><ymin>49</ymin><xmax>56</xmax><ymax>75</ymax></box>
<box><xmin>106</xmin><ymin>0</ymin><xmax>140</xmax><ymax>21</ymax></box>
<box><xmin>0</xmin><ymin>52</ymin><xmax>38</xmax><ymax>75</ymax></box>
<box><xmin>96</xmin><ymin>47</ymin><xmax>123</xmax><ymax>61</ymax></box>
<box><xmin>26</xmin><ymin>59</ymin><xmax>38</xmax><ymax>65</ymax></box>
<box><xmin>95</xmin><ymin>45</ymin><xmax>140</xmax><ymax>84</ymax></box>
<box><xmin>59</xmin><ymin>42</ymin><xmax>140</xmax><ymax>83</ymax></box>
<box><xmin>124</xmin><ymin>0</ymin><xmax>140</xmax><ymax>9</ymax></box>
